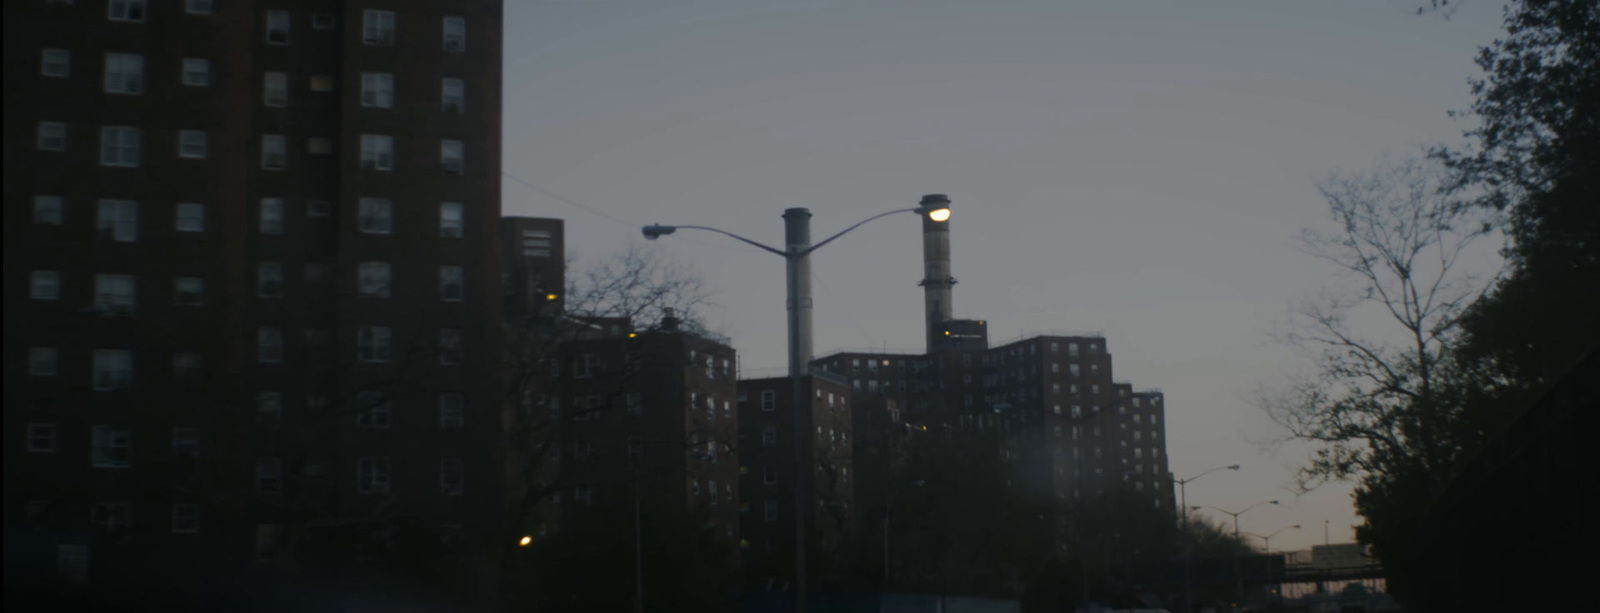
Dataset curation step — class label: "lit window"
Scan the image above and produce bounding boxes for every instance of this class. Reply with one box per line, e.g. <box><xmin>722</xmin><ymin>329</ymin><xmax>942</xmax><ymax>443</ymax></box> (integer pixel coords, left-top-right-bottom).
<box><xmin>257</xmin><ymin>327</ymin><xmax>283</xmax><ymax>363</ymax></box>
<box><xmin>257</xmin><ymin>262</ymin><xmax>283</xmax><ymax>297</ymax></box>
<box><xmin>103</xmin><ymin>53</ymin><xmax>143</xmax><ymax>94</ymax></box>
<box><xmin>440</xmin><ymin>459</ymin><xmax>464</xmax><ymax>495</ymax></box>
<box><xmin>173</xmin><ymin>277</ymin><xmax>204</xmax><ymax>305</ymax></box>
<box><xmin>441</xmin><ymin>78</ymin><xmax>465</xmax><ymax>113</ymax></box>
<box><xmin>171</xmin><ymin>504</ymin><xmax>200</xmax><ymax>534</ymax></box>
<box><xmin>357</xmin><ymin>457</ymin><xmax>391</xmax><ymax>493</ymax></box>
<box><xmin>359</xmin><ymin>134</ymin><xmax>393</xmax><ymax>170</ymax></box>
<box><xmin>359</xmin><ymin>198</ymin><xmax>393</xmax><ymax>234</ymax></box>
<box><xmin>442</xmin><ymin>17</ymin><xmax>466</xmax><ymax>51</ymax></box>
<box><xmin>182</xmin><ymin>58</ymin><xmax>209</xmax><ymax>86</ymax></box>
<box><xmin>362</xmin><ymin>10</ymin><xmax>396</xmax><ymax>46</ymax></box>
<box><xmin>439</xmin><ymin>266</ymin><xmax>464</xmax><ymax>301</ymax></box>
<box><xmin>440</xmin><ymin>140</ymin><xmax>464</xmax><ymax>175</ymax></box>
<box><xmin>37</xmin><ymin>123</ymin><xmax>71</xmax><ymax>154</ymax></box>
<box><xmin>42</xmin><ymin>49</ymin><xmax>70</xmax><ymax>77</ymax></box>
<box><xmin>30</xmin><ymin>347</ymin><xmax>59</xmax><ymax>376</ymax></box>
<box><xmin>108</xmin><ymin>0</ymin><xmax>147</xmax><ymax>22</ymax></box>
<box><xmin>263</xmin><ymin>72</ymin><xmax>287</xmax><ymax>107</ymax></box>
<box><xmin>91</xmin><ymin>426</ymin><xmax>132</xmax><ymax>466</ymax></box>
<box><xmin>439</xmin><ymin>394</ymin><xmax>465</xmax><ymax>430</ymax></box>
<box><xmin>358</xmin><ymin>262</ymin><xmax>392</xmax><ymax>298</ymax></box>
<box><xmin>360</xmin><ymin>72</ymin><xmax>394</xmax><ymax>108</ymax></box>
<box><xmin>259</xmin><ymin>198</ymin><xmax>284</xmax><ymax>234</ymax></box>
<box><xmin>34</xmin><ymin>196</ymin><xmax>64</xmax><ymax>225</ymax></box>
<box><xmin>260</xmin><ymin>134</ymin><xmax>286</xmax><ymax>169</ymax></box>
<box><xmin>357</xmin><ymin>326</ymin><xmax>392</xmax><ymax>363</ymax></box>
<box><xmin>94</xmin><ymin>274</ymin><xmax>136</xmax><ymax>312</ymax></box>
<box><xmin>439</xmin><ymin>329</ymin><xmax>463</xmax><ymax>365</ymax></box>
<box><xmin>176</xmin><ymin>130</ymin><xmax>207</xmax><ymax>159</ymax></box>
<box><xmin>265</xmin><ymin>10</ymin><xmax>290</xmax><ymax>44</ymax></box>
<box><xmin>28</xmin><ymin>424</ymin><xmax>59</xmax><ymax>452</ymax></box>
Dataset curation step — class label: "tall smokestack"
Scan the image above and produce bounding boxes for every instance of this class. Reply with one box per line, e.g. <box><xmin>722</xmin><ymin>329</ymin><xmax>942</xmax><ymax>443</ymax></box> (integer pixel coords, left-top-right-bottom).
<box><xmin>918</xmin><ymin>194</ymin><xmax>954</xmax><ymax>352</ymax></box>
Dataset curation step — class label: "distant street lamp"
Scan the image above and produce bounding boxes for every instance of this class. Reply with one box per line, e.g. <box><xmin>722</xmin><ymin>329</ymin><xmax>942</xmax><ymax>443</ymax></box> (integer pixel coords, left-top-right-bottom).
<box><xmin>1192</xmin><ymin>501</ymin><xmax>1281</xmax><ymax>606</ymax></box>
<box><xmin>1244</xmin><ymin>525</ymin><xmax>1302</xmax><ymax>608</ymax></box>
<box><xmin>645</xmin><ymin>195</ymin><xmax>952</xmax><ymax>613</ymax></box>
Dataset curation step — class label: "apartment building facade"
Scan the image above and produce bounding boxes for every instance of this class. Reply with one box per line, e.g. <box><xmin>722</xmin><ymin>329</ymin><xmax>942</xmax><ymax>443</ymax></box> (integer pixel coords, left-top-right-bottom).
<box><xmin>3</xmin><ymin>0</ymin><xmax>507</xmax><ymax>601</ymax></box>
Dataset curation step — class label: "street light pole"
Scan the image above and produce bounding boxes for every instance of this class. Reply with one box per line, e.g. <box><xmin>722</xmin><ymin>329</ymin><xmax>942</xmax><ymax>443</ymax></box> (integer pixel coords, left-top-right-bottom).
<box><xmin>1243</xmin><ymin>525</ymin><xmax>1299</xmax><ymax>610</ymax></box>
<box><xmin>1192</xmin><ymin>501</ymin><xmax>1279</xmax><ymax>609</ymax></box>
<box><xmin>644</xmin><ymin>196</ymin><xmax>951</xmax><ymax>613</ymax></box>
<box><xmin>1167</xmin><ymin>464</ymin><xmax>1239</xmax><ymax>613</ymax></box>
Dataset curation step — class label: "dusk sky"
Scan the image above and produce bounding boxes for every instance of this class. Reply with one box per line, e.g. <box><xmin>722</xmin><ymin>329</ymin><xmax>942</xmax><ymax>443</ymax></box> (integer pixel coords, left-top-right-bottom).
<box><xmin>500</xmin><ymin>0</ymin><xmax>1507</xmax><ymax>553</ymax></box>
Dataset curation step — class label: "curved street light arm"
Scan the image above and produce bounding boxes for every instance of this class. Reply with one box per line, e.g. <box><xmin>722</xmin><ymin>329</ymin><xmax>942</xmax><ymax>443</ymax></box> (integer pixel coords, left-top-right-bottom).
<box><xmin>1178</xmin><ymin>464</ymin><xmax>1240</xmax><ymax>484</ymax></box>
<box><xmin>664</xmin><ymin>225</ymin><xmax>788</xmax><ymax>258</ymax></box>
<box><xmin>802</xmin><ymin>207</ymin><xmax>921</xmax><ymax>256</ymax></box>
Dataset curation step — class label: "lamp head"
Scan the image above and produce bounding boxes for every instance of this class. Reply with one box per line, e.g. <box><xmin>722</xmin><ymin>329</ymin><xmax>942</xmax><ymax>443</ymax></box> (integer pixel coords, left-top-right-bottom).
<box><xmin>642</xmin><ymin>224</ymin><xmax>677</xmax><ymax>240</ymax></box>
<box><xmin>917</xmin><ymin>194</ymin><xmax>952</xmax><ymax>222</ymax></box>
<box><xmin>1227</xmin><ymin>464</ymin><xmax>1241</xmax><ymax>471</ymax></box>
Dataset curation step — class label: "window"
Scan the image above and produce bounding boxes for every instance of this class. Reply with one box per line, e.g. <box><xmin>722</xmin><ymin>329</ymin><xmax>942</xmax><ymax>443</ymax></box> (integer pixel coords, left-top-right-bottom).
<box><xmin>359</xmin><ymin>134</ymin><xmax>393</xmax><ymax>170</ymax></box>
<box><xmin>42</xmin><ymin>49</ymin><xmax>70</xmax><ymax>77</ymax></box>
<box><xmin>31</xmin><ymin>271</ymin><xmax>61</xmax><ymax>300</ymax></box>
<box><xmin>94</xmin><ymin>274</ymin><xmax>136</xmax><ymax>312</ymax></box>
<box><xmin>440</xmin><ymin>459</ymin><xmax>464</xmax><ymax>495</ymax></box>
<box><xmin>357</xmin><ymin>394</ymin><xmax>392</xmax><ymax>429</ymax></box>
<box><xmin>93</xmin><ymin>350</ymin><xmax>134</xmax><ymax>390</ymax></box>
<box><xmin>312</xmin><ymin>13</ymin><xmax>336</xmax><ymax>30</ymax></box>
<box><xmin>173</xmin><ymin>277</ymin><xmax>203</xmax><ymax>305</ymax></box>
<box><xmin>261</xmin><ymin>134</ymin><xmax>285</xmax><ymax>169</ymax></box>
<box><xmin>94</xmin><ymin>503</ymin><xmax>133</xmax><ymax>535</ymax></box>
<box><xmin>439</xmin><ymin>394</ymin><xmax>465</xmax><ymax>430</ymax></box>
<box><xmin>255</xmin><ymin>524</ymin><xmax>282</xmax><ymax>561</ymax></box>
<box><xmin>108</xmin><ymin>0</ymin><xmax>146</xmax><ymax>21</ymax></box>
<box><xmin>439</xmin><ymin>202</ymin><xmax>464</xmax><ymax>237</ymax></box>
<box><xmin>263</xmin><ymin>72</ymin><xmax>287</xmax><ymax>106</ymax></box>
<box><xmin>174</xmin><ymin>130</ymin><xmax>208</xmax><ymax>159</ymax></box>
<box><xmin>359</xmin><ymin>198</ymin><xmax>393</xmax><ymax>234</ymax></box>
<box><xmin>30</xmin><ymin>348</ymin><xmax>59</xmax><ymax>376</ymax></box>
<box><xmin>441</xmin><ymin>78</ymin><xmax>464</xmax><ymax>113</ymax></box>
<box><xmin>575</xmin><ymin>441</ymin><xmax>592</xmax><ymax>460</ymax></box>
<box><xmin>37</xmin><ymin>122</ymin><xmax>67</xmax><ymax>151</ymax></box>
<box><xmin>360</xmin><ymin>72</ymin><xmax>394</xmax><ymax>108</ymax></box>
<box><xmin>259</xmin><ymin>199</ymin><xmax>284</xmax><ymax>234</ymax></box>
<box><xmin>173</xmin><ymin>428</ymin><xmax>200</xmax><ymax>457</ymax></box>
<box><xmin>91</xmin><ymin>426</ymin><xmax>132</xmax><ymax>467</ymax></box>
<box><xmin>34</xmin><ymin>196</ymin><xmax>64</xmax><ymax>225</ymax></box>
<box><xmin>182</xmin><ymin>58</ymin><xmax>209</xmax><ymax>86</ymax></box>
<box><xmin>764</xmin><ymin>500</ymin><xmax>779</xmax><ymax>522</ymax></box>
<box><xmin>440</xmin><ymin>140</ymin><xmax>464</xmax><ymax>174</ymax></box>
<box><xmin>257</xmin><ymin>262</ymin><xmax>283</xmax><ymax>297</ymax></box>
<box><xmin>94</xmin><ymin>199</ymin><xmax>138</xmax><ymax>241</ymax></box>
<box><xmin>307</xmin><ymin>200</ymin><xmax>332</xmax><ymax>217</ymax></box>
<box><xmin>439</xmin><ymin>329</ymin><xmax>463</xmax><ymax>365</ymax></box>
<box><xmin>363</xmin><ymin>10</ymin><xmax>396</xmax><ymax>45</ymax></box>
<box><xmin>265</xmin><ymin>11</ymin><xmax>290</xmax><ymax>44</ymax></box>
<box><xmin>357</xmin><ymin>326</ymin><xmax>392</xmax><ymax>363</ymax></box>
<box><xmin>186</xmin><ymin>0</ymin><xmax>212</xmax><ymax>15</ymax></box>
<box><xmin>28</xmin><ymin>424</ymin><xmax>59</xmax><ymax>452</ymax></box>
<box><xmin>762</xmin><ymin>427</ymin><xmax>777</xmax><ymax>448</ymax></box>
<box><xmin>171</xmin><ymin>504</ymin><xmax>200</xmax><ymax>533</ymax></box>
<box><xmin>103</xmin><ymin>53</ymin><xmax>143</xmax><ymax>94</ymax></box>
<box><xmin>169</xmin><ymin>202</ymin><xmax>205</xmax><ymax>232</ymax></box>
<box><xmin>307</xmin><ymin>137</ymin><xmax>332</xmax><ymax>154</ymax></box>
<box><xmin>257</xmin><ymin>327</ymin><xmax>283</xmax><ymax>363</ymax></box>
<box><xmin>443</xmin><ymin>17</ymin><xmax>466</xmax><ymax>51</ymax></box>
<box><xmin>439</xmin><ymin>266</ymin><xmax>464</xmax><ymax>301</ymax></box>
<box><xmin>761</xmin><ymin>390</ymin><xmax>776</xmax><ymax>411</ymax></box>
<box><xmin>358</xmin><ymin>262</ymin><xmax>391</xmax><ymax>298</ymax></box>
<box><xmin>763</xmin><ymin>464</ymin><xmax>778</xmax><ymax>485</ymax></box>
<box><xmin>173</xmin><ymin>353</ymin><xmax>201</xmax><ymax>379</ymax></box>
<box><xmin>257</xmin><ymin>458</ymin><xmax>282</xmax><ymax>493</ymax></box>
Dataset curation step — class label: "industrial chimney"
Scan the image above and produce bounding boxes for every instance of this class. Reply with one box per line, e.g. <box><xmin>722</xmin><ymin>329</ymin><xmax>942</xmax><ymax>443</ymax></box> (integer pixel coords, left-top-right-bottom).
<box><xmin>918</xmin><ymin>194</ymin><xmax>955</xmax><ymax>352</ymax></box>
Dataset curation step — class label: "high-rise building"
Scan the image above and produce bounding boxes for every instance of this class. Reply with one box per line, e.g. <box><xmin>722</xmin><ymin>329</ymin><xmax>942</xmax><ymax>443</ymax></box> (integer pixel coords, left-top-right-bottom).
<box><xmin>3</xmin><ymin>0</ymin><xmax>507</xmax><ymax>602</ymax></box>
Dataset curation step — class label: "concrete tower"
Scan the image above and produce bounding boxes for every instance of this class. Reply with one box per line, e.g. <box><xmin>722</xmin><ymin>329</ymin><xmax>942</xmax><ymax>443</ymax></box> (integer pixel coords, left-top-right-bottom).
<box><xmin>918</xmin><ymin>194</ymin><xmax>955</xmax><ymax>352</ymax></box>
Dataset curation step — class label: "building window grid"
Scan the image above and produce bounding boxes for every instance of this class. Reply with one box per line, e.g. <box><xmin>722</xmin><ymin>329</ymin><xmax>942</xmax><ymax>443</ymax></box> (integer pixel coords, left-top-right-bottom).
<box><xmin>360</xmin><ymin>72</ymin><xmax>394</xmax><ymax>108</ymax></box>
<box><xmin>265</xmin><ymin>10</ymin><xmax>290</xmax><ymax>44</ymax></box>
<box><xmin>182</xmin><ymin>58</ymin><xmax>209</xmax><ymax>86</ymax></box>
<box><xmin>443</xmin><ymin>17</ymin><xmax>466</xmax><ymax>51</ymax></box>
<box><xmin>263</xmin><ymin>72</ymin><xmax>288</xmax><ymax>106</ymax></box>
<box><xmin>108</xmin><ymin>0</ymin><xmax>147</xmax><ymax>22</ymax></box>
<box><xmin>100</xmin><ymin>127</ymin><xmax>141</xmax><ymax>167</ymax></box>
<box><xmin>103</xmin><ymin>53</ymin><xmax>143</xmax><ymax>94</ymax></box>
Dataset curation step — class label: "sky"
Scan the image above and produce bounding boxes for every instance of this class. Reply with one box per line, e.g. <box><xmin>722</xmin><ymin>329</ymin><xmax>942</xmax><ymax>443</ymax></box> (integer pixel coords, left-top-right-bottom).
<box><xmin>500</xmin><ymin>0</ymin><xmax>1508</xmax><ymax>554</ymax></box>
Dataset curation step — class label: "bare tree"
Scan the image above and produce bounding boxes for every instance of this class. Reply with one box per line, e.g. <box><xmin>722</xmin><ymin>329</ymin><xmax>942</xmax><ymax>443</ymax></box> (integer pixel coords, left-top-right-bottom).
<box><xmin>1261</xmin><ymin>155</ymin><xmax>1499</xmax><ymax>496</ymax></box>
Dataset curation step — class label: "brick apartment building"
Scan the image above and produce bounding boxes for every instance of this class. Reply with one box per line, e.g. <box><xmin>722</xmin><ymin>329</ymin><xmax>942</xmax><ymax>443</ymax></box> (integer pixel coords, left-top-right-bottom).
<box><xmin>736</xmin><ymin>371</ymin><xmax>855</xmax><ymax>584</ymax></box>
<box><xmin>3</xmin><ymin>0</ymin><xmax>508</xmax><ymax>601</ymax></box>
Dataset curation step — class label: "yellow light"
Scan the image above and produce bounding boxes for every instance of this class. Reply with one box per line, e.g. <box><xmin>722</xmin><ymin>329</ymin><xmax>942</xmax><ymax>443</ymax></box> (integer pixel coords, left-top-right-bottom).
<box><xmin>944</xmin><ymin>331</ymin><xmax>951</xmax><ymax>336</ymax></box>
<box><xmin>519</xmin><ymin>536</ymin><xmax>532</xmax><ymax>546</ymax></box>
<box><xmin>928</xmin><ymin>208</ymin><xmax>951</xmax><ymax>222</ymax></box>
<box><xmin>922</xmin><ymin>426</ymin><xmax>928</xmax><ymax>431</ymax></box>
<box><xmin>546</xmin><ymin>294</ymin><xmax>558</xmax><ymax>301</ymax></box>
<box><xmin>628</xmin><ymin>333</ymin><xmax>638</xmax><ymax>338</ymax></box>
